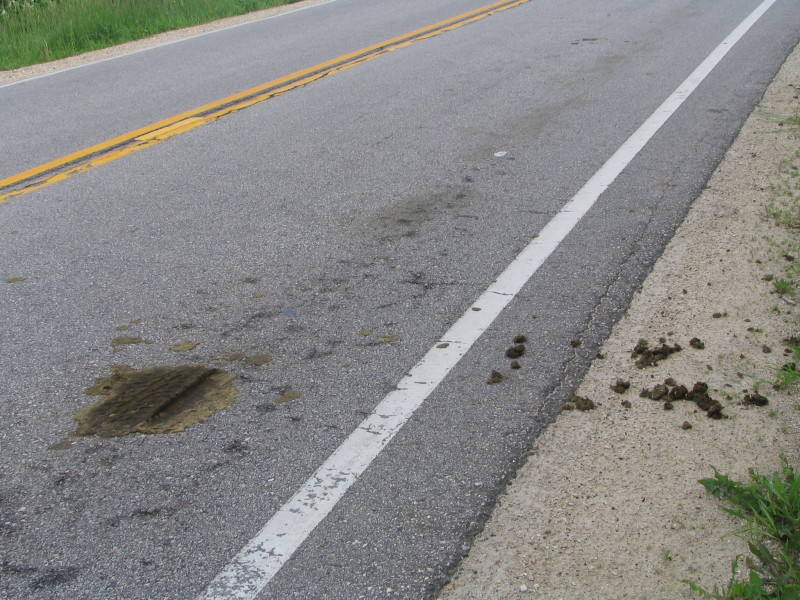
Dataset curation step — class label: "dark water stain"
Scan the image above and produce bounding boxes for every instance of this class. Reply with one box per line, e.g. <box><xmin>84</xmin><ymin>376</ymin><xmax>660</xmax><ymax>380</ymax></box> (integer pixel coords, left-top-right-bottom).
<box><xmin>30</xmin><ymin>566</ymin><xmax>80</xmax><ymax>590</ymax></box>
<box><xmin>245</xmin><ymin>354</ymin><xmax>272</xmax><ymax>366</ymax></box>
<box><xmin>275</xmin><ymin>389</ymin><xmax>300</xmax><ymax>403</ymax></box>
<box><xmin>221</xmin><ymin>352</ymin><xmax>272</xmax><ymax>365</ymax></box>
<box><xmin>111</xmin><ymin>336</ymin><xmax>153</xmax><ymax>347</ymax></box>
<box><xmin>342</xmin><ymin>186</ymin><xmax>474</xmax><ymax>241</ymax></box>
<box><xmin>75</xmin><ymin>365</ymin><xmax>237</xmax><ymax>437</ymax></box>
<box><xmin>359</xmin><ymin>330</ymin><xmax>400</xmax><ymax>345</ymax></box>
<box><xmin>170</xmin><ymin>341</ymin><xmax>202</xmax><ymax>353</ymax></box>
<box><xmin>48</xmin><ymin>439</ymin><xmax>74</xmax><ymax>451</ymax></box>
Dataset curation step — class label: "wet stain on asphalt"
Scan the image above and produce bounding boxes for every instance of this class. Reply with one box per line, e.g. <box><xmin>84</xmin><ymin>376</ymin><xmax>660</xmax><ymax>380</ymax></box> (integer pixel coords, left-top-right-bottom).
<box><xmin>170</xmin><ymin>341</ymin><xmax>203</xmax><ymax>353</ymax></box>
<box><xmin>111</xmin><ymin>336</ymin><xmax>153</xmax><ymax>347</ymax></box>
<box><xmin>74</xmin><ymin>365</ymin><xmax>237</xmax><ymax>437</ymax></box>
<box><xmin>275</xmin><ymin>389</ymin><xmax>300</xmax><ymax>403</ymax></box>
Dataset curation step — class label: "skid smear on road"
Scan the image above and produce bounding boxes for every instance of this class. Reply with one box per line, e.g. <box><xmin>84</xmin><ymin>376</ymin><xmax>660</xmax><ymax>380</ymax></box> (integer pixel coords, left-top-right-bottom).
<box><xmin>0</xmin><ymin>0</ymin><xmax>530</xmax><ymax>203</ymax></box>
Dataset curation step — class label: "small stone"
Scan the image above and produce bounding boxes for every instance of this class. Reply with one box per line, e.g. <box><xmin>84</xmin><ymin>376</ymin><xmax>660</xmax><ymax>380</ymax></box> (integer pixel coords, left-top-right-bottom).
<box><xmin>632</xmin><ymin>339</ymin><xmax>681</xmax><ymax>368</ymax></box>
<box><xmin>568</xmin><ymin>393</ymin><xmax>595</xmax><ymax>411</ymax></box>
<box><xmin>520</xmin><ymin>584</ymin><xmax>529</xmax><ymax>593</ymax></box>
<box><xmin>632</xmin><ymin>339</ymin><xmax>649</xmax><ymax>356</ymax></box>
<box><xmin>663</xmin><ymin>401</ymin><xmax>674</xmax><ymax>410</ymax></box>
<box><xmin>487</xmin><ymin>370</ymin><xmax>504</xmax><ymax>385</ymax></box>
<box><xmin>513</xmin><ymin>335</ymin><xmax>528</xmax><ymax>344</ymax></box>
<box><xmin>621</xmin><ymin>400</ymin><xmax>632</xmax><ymax>409</ymax></box>
<box><xmin>762</xmin><ymin>345</ymin><xmax>772</xmax><ymax>354</ymax></box>
<box><xmin>610</xmin><ymin>379</ymin><xmax>631</xmax><ymax>394</ymax></box>
<box><xmin>743</xmin><ymin>392</ymin><xmax>769</xmax><ymax>406</ymax></box>
<box><xmin>650</xmin><ymin>384</ymin><xmax>668</xmax><ymax>401</ymax></box>
<box><xmin>689</xmin><ymin>337</ymin><xmax>705</xmax><ymax>349</ymax></box>
<box><xmin>682</xmin><ymin>421</ymin><xmax>692</xmax><ymax>430</ymax></box>
<box><xmin>510</xmin><ymin>360</ymin><xmax>521</xmax><ymax>370</ymax></box>
<box><xmin>506</xmin><ymin>345</ymin><xmax>525</xmax><ymax>359</ymax></box>
<box><xmin>669</xmin><ymin>384</ymin><xmax>688</xmax><ymax>400</ymax></box>
<box><xmin>706</xmin><ymin>401</ymin><xmax>725</xmax><ymax>419</ymax></box>
<box><xmin>570</xmin><ymin>339</ymin><xmax>582</xmax><ymax>348</ymax></box>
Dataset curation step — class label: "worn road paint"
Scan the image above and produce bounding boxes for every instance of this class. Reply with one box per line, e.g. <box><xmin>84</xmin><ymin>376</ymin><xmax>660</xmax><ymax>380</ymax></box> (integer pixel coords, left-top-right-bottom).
<box><xmin>196</xmin><ymin>1</ymin><xmax>779</xmax><ymax>598</ymax></box>
<box><xmin>0</xmin><ymin>0</ymin><xmax>530</xmax><ymax>203</ymax></box>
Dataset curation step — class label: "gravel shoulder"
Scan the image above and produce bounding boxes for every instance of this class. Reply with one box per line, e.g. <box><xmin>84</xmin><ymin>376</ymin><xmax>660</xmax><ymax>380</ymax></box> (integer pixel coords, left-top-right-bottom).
<box><xmin>440</xmin><ymin>42</ymin><xmax>800</xmax><ymax>600</ymax></box>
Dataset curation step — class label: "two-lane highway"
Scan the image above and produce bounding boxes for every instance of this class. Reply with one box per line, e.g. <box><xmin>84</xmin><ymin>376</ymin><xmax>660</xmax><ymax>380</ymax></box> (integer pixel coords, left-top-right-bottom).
<box><xmin>1</xmin><ymin>1</ymin><xmax>799</xmax><ymax>598</ymax></box>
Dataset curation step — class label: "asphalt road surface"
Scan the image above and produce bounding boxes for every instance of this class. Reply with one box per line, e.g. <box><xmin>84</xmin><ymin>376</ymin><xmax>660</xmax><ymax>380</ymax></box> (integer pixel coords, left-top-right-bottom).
<box><xmin>1</xmin><ymin>1</ymin><xmax>799</xmax><ymax>599</ymax></box>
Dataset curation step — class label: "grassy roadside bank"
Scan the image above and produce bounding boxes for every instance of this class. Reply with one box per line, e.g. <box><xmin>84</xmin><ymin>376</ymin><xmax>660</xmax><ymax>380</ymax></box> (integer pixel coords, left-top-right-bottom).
<box><xmin>0</xmin><ymin>0</ymin><xmax>300</xmax><ymax>70</ymax></box>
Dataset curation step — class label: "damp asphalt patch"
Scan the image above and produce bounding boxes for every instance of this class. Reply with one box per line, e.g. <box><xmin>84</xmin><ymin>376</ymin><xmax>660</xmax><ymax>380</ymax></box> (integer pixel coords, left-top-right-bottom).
<box><xmin>275</xmin><ymin>389</ymin><xmax>300</xmax><ymax>403</ymax></box>
<box><xmin>74</xmin><ymin>365</ymin><xmax>237</xmax><ymax>437</ymax></box>
<box><xmin>221</xmin><ymin>352</ymin><xmax>272</xmax><ymax>365</ymax></box>
<box><xmin>169</xmin><ymin>341</ymin><xmax>203</xmax><ymax>353</ymax></box>
<box><xmin>111</xmin><ymin>336</ymin><xmax>153</xmax><ymax>347</ymax></box>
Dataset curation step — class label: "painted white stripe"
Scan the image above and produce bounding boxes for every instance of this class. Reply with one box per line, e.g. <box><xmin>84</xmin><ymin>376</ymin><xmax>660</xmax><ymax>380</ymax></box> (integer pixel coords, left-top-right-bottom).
<box><xmin>198</xmin><ymin>1</ymin><xmax>778</xmax><ymax>598</ymax></box>
<box><xmin>0</xmin><ymin>0</ymin><xmax>340</xmax><ymax>90</ymax></box>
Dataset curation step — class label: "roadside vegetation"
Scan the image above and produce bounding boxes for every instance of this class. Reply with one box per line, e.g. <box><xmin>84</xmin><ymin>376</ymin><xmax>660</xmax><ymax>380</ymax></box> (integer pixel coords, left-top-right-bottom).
<box><xmin>685</xmin><ymin>459</ymin><xmax>800</xmax><ymax>599</ymax></box>
<box><xmin>686</xmin><ymin>110</ymin><xmax>800</xmax><ymax>600</ymax></box>
<box><xmin>0</xmin><ymin>0</ymin><xmax>300</xmax><ymax>70</ymax></box>
<box><xmin>764</xmin><ymin>112</ymin><xmax>800</xmax><ymax>392</ymax></box>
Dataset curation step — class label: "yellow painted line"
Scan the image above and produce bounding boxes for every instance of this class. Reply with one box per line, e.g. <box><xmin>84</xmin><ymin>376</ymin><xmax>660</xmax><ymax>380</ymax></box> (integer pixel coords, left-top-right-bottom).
<box><xmin>0</xmin><ymin>0</ymin><xmax>530</xmax><ymax>203</ymax></box>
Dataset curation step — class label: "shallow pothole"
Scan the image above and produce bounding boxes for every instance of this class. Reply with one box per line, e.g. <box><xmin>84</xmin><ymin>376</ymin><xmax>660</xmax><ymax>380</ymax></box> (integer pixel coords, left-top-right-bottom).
<box><xmin>74</xmin><ymin>365</ymin><xmax>238</xmax><ymax>437</ymax></box>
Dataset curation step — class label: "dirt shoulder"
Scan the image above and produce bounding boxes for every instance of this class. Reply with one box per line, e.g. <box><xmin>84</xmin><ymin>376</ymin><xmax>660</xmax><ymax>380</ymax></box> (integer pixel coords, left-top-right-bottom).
<box><xmin>440</xmin><ymin>43</ymin><xmax>800</xmax><ymax>600</ymax></box>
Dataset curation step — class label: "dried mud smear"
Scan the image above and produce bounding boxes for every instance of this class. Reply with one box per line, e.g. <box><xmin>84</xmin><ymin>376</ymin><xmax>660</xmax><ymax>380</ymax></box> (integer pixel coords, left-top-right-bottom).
<box><xmin>111</xmin><ymin>336</ymin><xmax>152</xmax><ymax>347</ymax></box>
<box><xmin>169</xmin><ymin>340</ymin><xmax>202</xmax><ymax>353</ymax></box>
<box><xmin>75</xmin><ymin>365</ymin><xmax>237</xmax><ymax>437</ymax></box>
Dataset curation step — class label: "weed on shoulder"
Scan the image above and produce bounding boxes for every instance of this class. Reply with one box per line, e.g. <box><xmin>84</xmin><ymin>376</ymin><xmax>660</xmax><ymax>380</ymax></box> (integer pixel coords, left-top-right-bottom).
<box><xmin>684</xmin><ymin>457</ymin><xmax>800</xmax><ymax>599</ymax></box>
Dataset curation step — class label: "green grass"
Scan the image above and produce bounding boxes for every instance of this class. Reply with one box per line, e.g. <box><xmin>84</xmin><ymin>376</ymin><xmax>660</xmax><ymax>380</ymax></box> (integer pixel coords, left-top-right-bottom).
<box><xmin>774</xmin><ymin>278</ymin><xmax>796</xmax><ymax>296</ymax></box>
<box><xmin>684</xmin><ymin>458</ymin><xmax>800</xmax><ymax>599</ymax></box>
<box><xmin>773</xmin><ymin>345</ymin><xmax>800</xmax><ymax>389</ymax></box>
<box><xmin>0</xmin><ymin>0</ymin><xmax>301</xmax><ymax>70</ymax></box>
<box><xmin>765</xmin><ymin>150</ymin><xmax>800</xmax><ymax>229</ymax></box>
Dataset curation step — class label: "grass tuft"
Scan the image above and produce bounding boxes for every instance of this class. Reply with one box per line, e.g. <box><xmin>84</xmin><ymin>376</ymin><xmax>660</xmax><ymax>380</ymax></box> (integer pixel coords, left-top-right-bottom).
<box><xmin>684</xmin><ymin>458</ymin><xmax>800</xmax><ymax>599</ymax></box>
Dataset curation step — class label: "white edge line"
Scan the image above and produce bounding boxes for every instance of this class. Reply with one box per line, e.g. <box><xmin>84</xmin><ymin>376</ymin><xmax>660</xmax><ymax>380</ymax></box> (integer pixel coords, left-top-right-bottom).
<box><xmin>0</xmin><ymin>0</ymin><xmax>340</xmax><ymax>90</ymax></box>
<box><xmin>197</xmin><ymin>1</ymin><xmax>779</xmax><ymax>598</ymax></box>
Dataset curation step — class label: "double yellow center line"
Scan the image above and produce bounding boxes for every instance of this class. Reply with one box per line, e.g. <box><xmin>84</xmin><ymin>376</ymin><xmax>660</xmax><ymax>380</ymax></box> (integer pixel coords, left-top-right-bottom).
<box><xmin>0</xmin><ymin>0</ymin><xmax>529</xmax><ymax>203</ymax></box>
